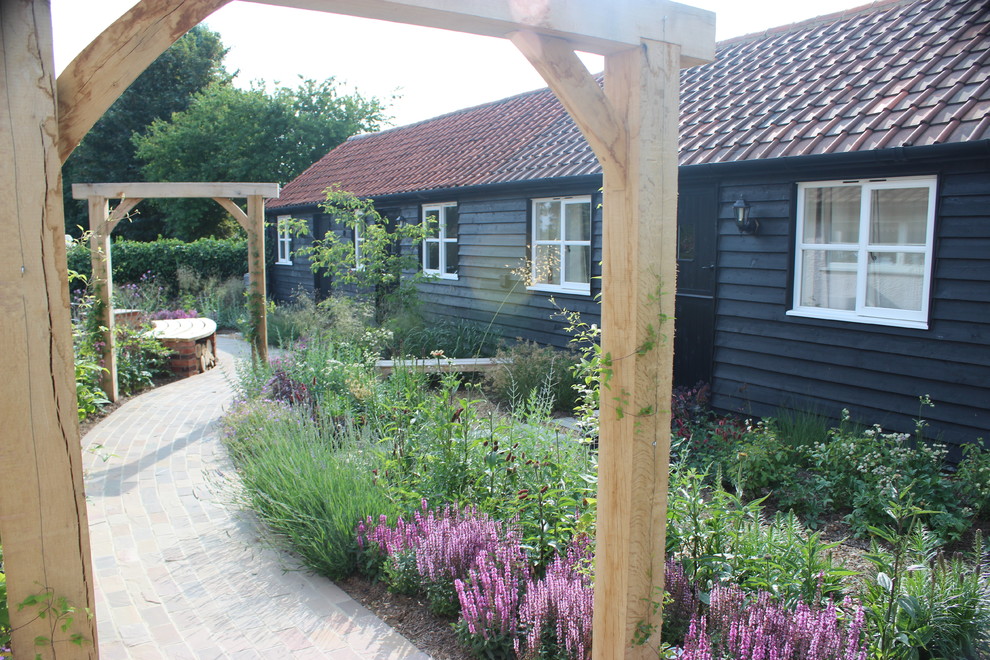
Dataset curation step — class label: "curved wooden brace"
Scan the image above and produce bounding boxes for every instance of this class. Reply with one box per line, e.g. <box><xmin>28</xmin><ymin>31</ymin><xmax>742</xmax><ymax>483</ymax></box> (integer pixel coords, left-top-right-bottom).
<box><xmin>56</xmin><ymin>0</ymin><xmax>233</xmax><ymax>163</ymax></box>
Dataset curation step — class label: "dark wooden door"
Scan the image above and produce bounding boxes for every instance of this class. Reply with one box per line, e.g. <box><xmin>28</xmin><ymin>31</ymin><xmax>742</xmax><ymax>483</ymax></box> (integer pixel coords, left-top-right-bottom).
<box><xmin>674</xmin><ymin>185</ymin><xmax>717</xmax><ymax>387</ymax></box>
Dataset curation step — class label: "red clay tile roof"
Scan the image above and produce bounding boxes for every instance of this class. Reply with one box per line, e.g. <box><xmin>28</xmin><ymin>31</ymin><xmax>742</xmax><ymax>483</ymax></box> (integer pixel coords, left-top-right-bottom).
<box><xmin>272</xmin><ymin>0</ymin><xmax>990</xmax><ymax>209</ymax></box>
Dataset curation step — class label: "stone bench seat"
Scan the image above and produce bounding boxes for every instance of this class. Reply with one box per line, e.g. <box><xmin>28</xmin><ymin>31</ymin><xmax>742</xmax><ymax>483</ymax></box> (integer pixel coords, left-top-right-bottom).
<box><xmin>151</xmin><ymin>318</ymin><xmax>218</xmax><ymax>377</ymax></box>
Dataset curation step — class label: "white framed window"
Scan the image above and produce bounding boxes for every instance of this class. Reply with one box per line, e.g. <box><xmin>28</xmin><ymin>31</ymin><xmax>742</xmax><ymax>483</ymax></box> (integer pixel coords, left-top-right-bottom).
<box><xmin>789</xmin><ymin>176</ymin><xmax>937</xmax><ymax>329</ymax></box>
<box><xmin>422</xmin><ymin>202</ymin><xmax>458</xmax><ymax>279</ymax></box>
<box><xmin>276</xmin><ymin>215</ymin><xmax>292</xmax><ymax>265</ymax></box>
<box><xmin>530</xmin><ymin>195</ymin><xmax>592</xmax><ymax>294</ymax></box>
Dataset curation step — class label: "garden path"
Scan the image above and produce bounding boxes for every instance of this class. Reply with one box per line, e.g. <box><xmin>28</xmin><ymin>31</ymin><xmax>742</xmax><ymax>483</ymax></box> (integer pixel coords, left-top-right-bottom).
<box><xmin>83</xmin><ymin>335</ymin><xmax>430</xmax><ymax>660</ymax></box>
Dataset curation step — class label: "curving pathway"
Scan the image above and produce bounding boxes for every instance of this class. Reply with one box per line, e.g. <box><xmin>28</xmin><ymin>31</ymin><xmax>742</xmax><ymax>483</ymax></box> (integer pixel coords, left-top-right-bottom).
<box><xmin>83</xmin><ymin>335</ymin><xmax>429</xmax><ymax>660</ymax></box>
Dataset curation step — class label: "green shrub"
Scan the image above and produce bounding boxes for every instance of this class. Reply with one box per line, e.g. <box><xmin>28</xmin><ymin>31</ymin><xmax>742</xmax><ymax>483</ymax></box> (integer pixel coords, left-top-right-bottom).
<box><xmin>386</xmin><ymin>314</ymin><xmax>501</xmax><ymax>358</ymax></box>
<box><xmin>266</xmin><ymin>293</ymin><xmax>377</xmax><ymax>348</ymax></box>
<box><xmin>861</xmin><ymin>489</ymin><xmax>990</xmax><ymax>659</ymax></box>
<box><xmin>956</xmin><ymin>439</ymin><xmax>990</xmax><ymax>517</ymax></box>
<box><xmin>220</xmin><ymin>399</ymin><xmax>396</xmax><ymax>580</ymax></box>
<box><xmin>666</xmin><ymin>467</ymin><xmax>853</xmax><ymax>609</ymax></box>
<box><xmin>484</xmin><ymin>341</ymin><xmax>580</xmax><ymax>414</ymax></box>
<box><xmin>806</xmin><ymin>420</ymin><xmax>969</xmax><ymax>542</ymax></box>
<box><xmin>67</xmin><ymin>237</ymin><xmax>248</xmax><ymax>294</ymax></box>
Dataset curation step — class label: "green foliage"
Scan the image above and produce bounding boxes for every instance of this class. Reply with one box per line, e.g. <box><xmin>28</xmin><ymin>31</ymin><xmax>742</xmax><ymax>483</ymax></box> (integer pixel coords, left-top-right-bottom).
<box><xmin>666</xmin><ymin>467</ymin><xmax>854</xmax><ymax>610</ymax></box>
<box><xmin>484</xmin><ymin>341</ymin><xmax>580</xmax><ymax>414</ymax></box>
<box><xmin>554</xmin><ymin>302</ymin><xmax>603</xmax><ymax>442</ymax></box>
<box><xmin>15</xmin><ymin>586</ymin><xmax>92</xmax><ymax>660</ymax></box>
<box><xmin>67</xmin><ymin>237</ymin><xmax>248</xmax><ymax>295</ymax></box>
<box><xmin>0</xmin><ymin>547</ymin><xmax>8</xmax><ymax>657</ymax></box>
<box><xmin>386</xmin><ymin>314</ymin><xmax>501</xmax><ymax>359</ymax></box>
<box><xmin>225</xmin><ymin>329</ymin><xmax>596</xmax><ymax>570</ymax></box>
<box><xmin>133</xmin><ymin>80</ymin><xmax>387</xmax><ymax>239</ymax></box>
<box><xmin>114</xmin><ymin>323</ymin><xmax>172</xmax><ymax>396</ymax></box>
<box><xmin>805</xmin><ymin>418</ymin><xmax>969</xmax><ymax>543</ymax></box>
<box><xmin>175</xmin><ymin>266</ymin><xmax>246</xmax><ymax>331</ymax></box>
<box><xmin>220</xmin><ymin>400</ymin><xmax>397</xmax><ymax>580</ymax></box>
<box><xmin>62</xmin><ymin>25</ymin><xmax>228</xmax><ymax>239</ymax></box>
<box><xmin>956</xmin><ymin>439</ymin><xmax>990</xmax><ymax>517</ymax></box>
<box><xmin>302</xmin><ymin>185</ymin><xmax>428</xmax><ymax>323</ymax></box>
<box><xmin>265</xmin><ymin>292</ymin><xmax>376</xmax><ymax>348</ymax></box>
<box><xmin>860</xmin><ymin>488</ymin><xmax>990</xmax><ymax>659</ymax></box>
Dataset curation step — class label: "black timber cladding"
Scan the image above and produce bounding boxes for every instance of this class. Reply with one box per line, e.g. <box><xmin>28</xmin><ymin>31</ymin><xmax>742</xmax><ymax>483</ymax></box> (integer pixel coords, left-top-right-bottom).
<box><xmin>700</xmin><ymin>151</ymin><xmax>990</xmax><ymax>451</ymax></box>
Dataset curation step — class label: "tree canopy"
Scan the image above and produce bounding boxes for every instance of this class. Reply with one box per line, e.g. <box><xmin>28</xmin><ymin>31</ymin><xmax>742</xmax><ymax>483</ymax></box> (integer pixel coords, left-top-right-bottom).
<box><xmin>132</xmin><ymin>78</ymin><xmax>388</xmax><ymax>240</ymax></box>
<box><xmin>62</xmin><ymin>25</ymin><xmax>228</xmax><ymax>239</ymax></box>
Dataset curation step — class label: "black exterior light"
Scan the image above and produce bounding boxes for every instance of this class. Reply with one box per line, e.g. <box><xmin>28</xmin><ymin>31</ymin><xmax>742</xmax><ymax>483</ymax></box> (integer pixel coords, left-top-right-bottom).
<box><xmin>734</xmin><ymin>198</ymin><xmax>758</xmax><ymax>235</ymax></box>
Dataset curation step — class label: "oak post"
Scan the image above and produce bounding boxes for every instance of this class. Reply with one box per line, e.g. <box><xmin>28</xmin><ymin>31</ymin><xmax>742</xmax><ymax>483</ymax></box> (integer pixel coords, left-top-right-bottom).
<box><xmin>0</xmin><ymin>0</ymin><xmax>99</xmax><ymax>657</ymax></box>
<box><xmin>593</xmin><ymin>39</ymin><xmax>681</xmax><ymax>658</ymax></box>
<box><xmin>246</xmin><ymin>195</ymin><xmax>269</xmax><ymax>362</ymax></box>
<box><xmin>88</xmin><ymin>197</ymin><xmax>118</xmax><ymax>402</ymax></box>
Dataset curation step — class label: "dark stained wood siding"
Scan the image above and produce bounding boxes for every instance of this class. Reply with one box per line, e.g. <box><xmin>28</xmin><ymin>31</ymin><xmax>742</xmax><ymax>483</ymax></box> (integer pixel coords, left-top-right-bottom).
<box><xmin>409</xmin><ymin>181</ymin><xmax>603</xmax><ymax>350</ymax></box>
<box><xmin>701</xmin><ymin>155</ymin><xmax>990</xmax><ymax>451</ymax></box>
<box><xmin>268</xmin><ymin>212</ymin><xmax>318</xmax><ymax>302</ymax></box>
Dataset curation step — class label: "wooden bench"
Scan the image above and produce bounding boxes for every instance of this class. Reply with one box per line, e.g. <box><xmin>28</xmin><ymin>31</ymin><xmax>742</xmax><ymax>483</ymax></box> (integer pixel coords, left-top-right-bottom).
<box><xmin>375</xmin><ymin>356</ymin><xmax>499</xmax><ymax>376</ymax></box>
<box><xmin>150</xmin><ymin>317</ymin><xmax>218</xmax><ymax>377</ymax></box>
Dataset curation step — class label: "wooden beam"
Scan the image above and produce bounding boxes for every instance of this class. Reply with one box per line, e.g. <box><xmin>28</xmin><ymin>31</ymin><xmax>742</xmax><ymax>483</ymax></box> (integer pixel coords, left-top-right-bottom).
<box><xmin>0</xmin><ymin>1</ymin><xmax>98</xmax><ymax>657</ymax></box>
<box><xmin>57</xmin><ymin>0</ymin><xmax>233</xmax><ymax>162</ymax></box>
<box><xmin>592</xmin><ymin>39</ymin><xmax>682</xmax><ymax>658</ymax></box>
<box><xmin>247</xmin><ymin>0</ymin><xmax>715</xmax><ymax>64</ymax></box>
<box><xmin>510</xmin><ymin>30</ymin><xmax>626</xmax><ymax>174</ymax></box>
<box><xmin>106</xmin><ymin>197</ymin><xmax>142</xmax><ymax>234</ymax></box>
<box><xmin>73</xmin><ymin>182</ymin><xmax>280</xmax><ymax>200</ymax></box>
<box><xmin>246</xmin><ymin>195</ymin><xmax>269</xmax><ymax>362</ymax></box>
<box><xmin>213</xmin><ymin>197</ymin><xmax>251</xmax><ymax>230</ymax></box>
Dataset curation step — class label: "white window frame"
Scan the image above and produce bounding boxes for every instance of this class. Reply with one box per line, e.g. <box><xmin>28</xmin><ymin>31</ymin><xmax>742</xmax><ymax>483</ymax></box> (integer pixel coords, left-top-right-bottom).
<box><xmin>529</xmin><ymin>195</ymin><xmax>593</xmax><ymax>295</ymax></box>
<box><xmin>789</xmin><ymin>175</ymin><xmax>937</xmax><ymax>330</ymax></box>
<box><xmin>422</xmin><ymin>202</ymin><xmax>458</xmax><ymax>280</ymax></box>
<box><xmin>276</xmin><ymin>215</ymin><xmax>292</xmax><ymax>265</ymax></box>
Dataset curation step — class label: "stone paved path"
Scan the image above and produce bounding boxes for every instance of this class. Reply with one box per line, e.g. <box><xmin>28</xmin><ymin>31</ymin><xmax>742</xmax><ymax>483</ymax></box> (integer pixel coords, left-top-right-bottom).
<box><xmin>83</xmin><ymin>336</ymin><xmax>430</xmax><ymax>660</ymax></box>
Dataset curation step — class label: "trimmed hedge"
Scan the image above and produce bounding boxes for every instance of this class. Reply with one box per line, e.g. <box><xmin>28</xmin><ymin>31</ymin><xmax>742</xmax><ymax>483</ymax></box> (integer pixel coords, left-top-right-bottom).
<box><xmin>67</xmin><ymin>237</ymin><xmax>248</xmax><ymax>291</ymax></box>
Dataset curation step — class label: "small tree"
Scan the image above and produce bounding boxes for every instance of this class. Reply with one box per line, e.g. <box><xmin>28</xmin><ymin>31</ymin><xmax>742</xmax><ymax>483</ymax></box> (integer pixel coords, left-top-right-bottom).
<box><xmin>301</xmin><ymin>185</ymin><xmax>429</xmax><ymax>323</ymax></box>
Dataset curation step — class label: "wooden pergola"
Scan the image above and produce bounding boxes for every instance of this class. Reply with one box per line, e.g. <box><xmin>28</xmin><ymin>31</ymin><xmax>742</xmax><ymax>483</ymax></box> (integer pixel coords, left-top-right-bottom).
<box><xmin>0</xmin><ymin>1</ymin><xmax>714</xmax><ymax>658</ymax></box>
<box><xmin>72</xmin><ymin>181</ymin><xmax>280</xmax><ymax>401</ymax></box>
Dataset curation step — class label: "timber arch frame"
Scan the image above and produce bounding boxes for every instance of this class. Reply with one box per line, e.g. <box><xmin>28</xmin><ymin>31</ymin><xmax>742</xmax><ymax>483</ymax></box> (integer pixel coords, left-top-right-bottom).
<box><xmin>72</xmin><ymin>182</ymin><xmax>280</xmax><ymax>402</ymax></box>
<box><xmin>0</xmin><ymin>1</ymin><xmax>714</xmax><ymax>658</ymax></box>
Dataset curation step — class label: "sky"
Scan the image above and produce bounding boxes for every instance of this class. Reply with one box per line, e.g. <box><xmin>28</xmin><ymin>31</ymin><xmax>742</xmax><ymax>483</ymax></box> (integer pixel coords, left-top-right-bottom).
<box><xmin>51</xmin><ymin>0</ymin><xmax>862</xmax><ymax>129</ymax></box>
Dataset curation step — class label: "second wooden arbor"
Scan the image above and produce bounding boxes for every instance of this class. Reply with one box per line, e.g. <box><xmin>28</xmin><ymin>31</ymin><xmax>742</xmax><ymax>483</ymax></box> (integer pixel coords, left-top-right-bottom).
<box><xmin>72</xmin><ymin>182</ymin><xmax>279</xmax><ymax>401</ymax></box>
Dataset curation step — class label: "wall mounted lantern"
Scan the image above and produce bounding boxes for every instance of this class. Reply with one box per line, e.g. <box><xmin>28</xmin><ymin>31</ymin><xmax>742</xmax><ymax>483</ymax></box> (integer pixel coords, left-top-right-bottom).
<box><xmin>733</xmin><ymin>198</ymin><xmax>758</xmax><ymax>235</ymax></box>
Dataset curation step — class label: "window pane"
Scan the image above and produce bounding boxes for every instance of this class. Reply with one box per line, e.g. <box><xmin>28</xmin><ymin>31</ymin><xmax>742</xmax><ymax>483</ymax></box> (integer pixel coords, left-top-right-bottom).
<box><xmin>444</xmin><ymin>241</ymin><xmax>458</xmax><ymax>275</ymax></box>
<box><xmin>564</xmin><ymin>245</ymin><xmax>590</xmax><ymax>285</ymax></box>
<box><xmin>425</xmin><ymin>209</ymin><xmax>440</xmax><ymax>236</ymax></box>
<box><xmin>534</xmin><ymin>245</ymin><xmax>561</xmax><ymax>286</ymax></box>
<box><xmin>870</xmin><ymin>188</ymin><xmax>928</xmax><ymax>246</ymax></box>
<box><xmin>867</xmin><ymin>252</ymin><xmax>924</xmax><ymax>311</ymax></box>
<box><xmin>444</xmin><ymin>206</ymin><xmax>459</xmax><ymax>238</ymax></box>
<box><xmin>565</xmin><ymin>202</ymin><xmax>591</xmax><ymax>241</ymax></box>
<box><xmin>800</xmin><ymin>249</ymin><xmax>857</xmax><ymax>310</ymax></box>
<box><xmin>425</xmin><ymin>241</ymin><xmax>439</xmax><ymax>271</ymax></box>
<box><xmin>534</xmin><ymin>201</ymin><xmax>561</xmax><ymax>241</ymax></box>
<box><xmin>803</xmin><ymin>186</ymin><xmax>861</xmax><ymax>244</ymax></box>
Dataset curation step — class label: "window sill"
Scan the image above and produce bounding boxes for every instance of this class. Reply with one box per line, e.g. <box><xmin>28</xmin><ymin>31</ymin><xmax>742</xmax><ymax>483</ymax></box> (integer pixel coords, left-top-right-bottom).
<box><xmin>423</xmin><ymin>271</ymin><xmax>459</xmax><ymax>281</ymax></box>
<box><xmin>786</xmin><ymin>307</ymin><xmax>928</xmax><ymax>330</ymax></box>
<box><xmin>527</xmin><ymin>284</ymin><xmax>591</xmax><ymax>296</ymax></box>
<box><xmin>276</xmin><ymin>260</ymin><xmax>293</xmax><ymax>266</ymax></box>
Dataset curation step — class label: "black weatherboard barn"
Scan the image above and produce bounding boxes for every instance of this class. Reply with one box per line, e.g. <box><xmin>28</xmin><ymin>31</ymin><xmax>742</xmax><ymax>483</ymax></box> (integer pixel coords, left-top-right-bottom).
<box><xmin>267</xmin><ymin>0</ymin><xmax>990</xmax><ymax>452</ymax></box>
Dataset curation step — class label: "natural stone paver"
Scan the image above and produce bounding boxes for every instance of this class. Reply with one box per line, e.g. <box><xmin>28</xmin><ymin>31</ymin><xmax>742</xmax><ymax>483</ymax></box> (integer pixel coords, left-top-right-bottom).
<box><xmin>83</xmin><ymin>335</ymin><xmax>430</xmax><ymax>659</ymax></box>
